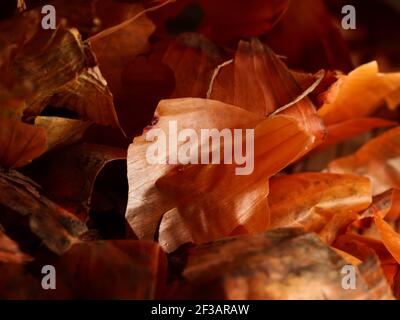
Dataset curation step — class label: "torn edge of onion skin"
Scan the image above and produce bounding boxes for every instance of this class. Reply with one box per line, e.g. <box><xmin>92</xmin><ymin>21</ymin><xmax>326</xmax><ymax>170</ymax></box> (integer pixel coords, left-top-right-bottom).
<box><xmin>270</xmin><ymin>70</ymin><xmax>325</xmax><ymax>117</ymax></box>
<box><xmin>206</xmin><ymin>59</ymin><xmax>234</xmax><ymax>99</ymax></box>
<box><xmin>88</xmin><ymin>0</ymin><xmax>176</xmax><ymax>42</ymax></box>
<box><xmin>206</xmin><ymin>59</ymin><xmax>325</xmax><ymax>118</ymax></box>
